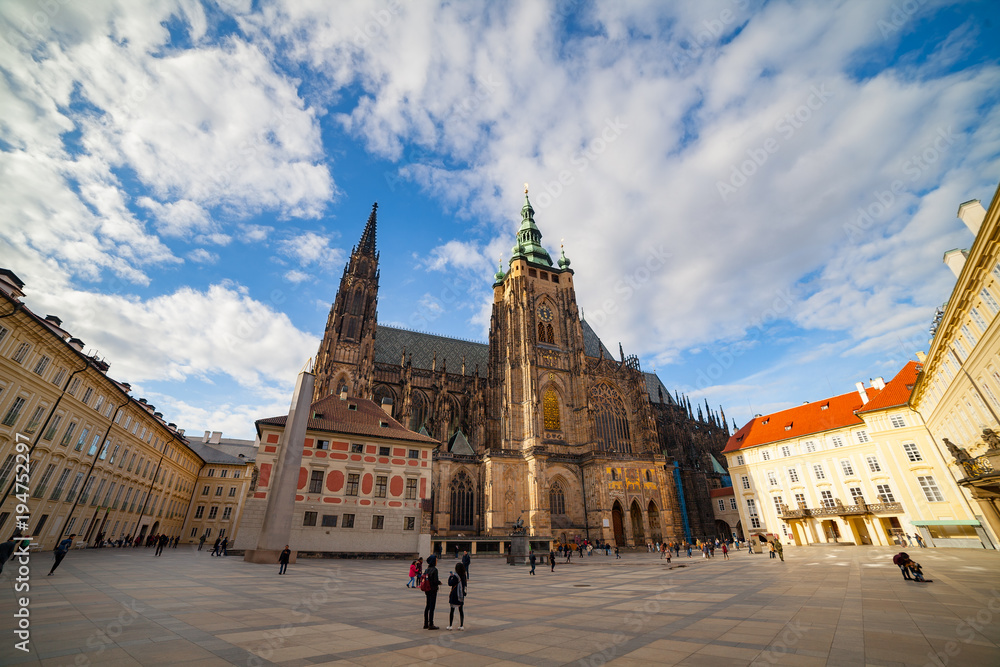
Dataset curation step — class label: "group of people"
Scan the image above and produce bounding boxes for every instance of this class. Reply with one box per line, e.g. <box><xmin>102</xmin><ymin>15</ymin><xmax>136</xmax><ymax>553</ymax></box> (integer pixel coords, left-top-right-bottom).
<box><xmin>893</xmin><ymin>552</ymin><xmax>932</xmax><ymax>582</ymax></box>
<box><xmin>897</xmin><ymin>533</ymin><xmax>927</xmax><ymax>548</ymax></box>
<box><xmin>416</xmin><ymin>553</ymin><xmax>469</xmax><ymax>631</ymax></box>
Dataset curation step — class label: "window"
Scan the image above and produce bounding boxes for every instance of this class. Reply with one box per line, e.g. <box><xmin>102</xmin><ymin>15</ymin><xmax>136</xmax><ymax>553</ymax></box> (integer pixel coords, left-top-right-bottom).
<box><xmin>812</xmin><ymin>464</ymin><xmax>825</xmax><ymax>480</ymax></box>
<box><xmin>342</xmin><ymin>514</ymin><xmax>355</xmax><ymax>528</ymax></box>
<box><xmin>840</xmin><ymin>460</ymin><xmax>855</xmax><ymax>476</ymax></box>
<box><xmin>60</xmin><ymin>422</ymin><xmax>78</xmax><ymax>447</ymax></box>
<box><xmin>202</xmin><ymin>485</ymin><xmax>209</xmax><ymax>495</ymax></box>
<box><xmin>735</xmin><ymin>455</ymin><xmax>744</xmax><ymax>466</ymax></box>
<box><xmin>741</xmin><ymin>475</ymin><xmax>750</xmax><ymax>490</ymax></box>
<box><xmin>875</xmin><ymin>484</ymin><xmax>895</xmax><ymax>503</ymax></box>
<box><xmin>405</xmin><ymin>478</ymin><xmax>417</xmax><ymax>500</ymax></box>
<box><xmin>902</xmin><ymin>442</ymin><xmax>922</xmax><ymax>462</ymax></box>
<box><xmin>351</xmin><ymin>443</ymin><xmax>364</xmax><ymax>453</ymax></box>
<box><xmin>970</xmin><ymin>307</ymin><xmax>988</xmax><ymax>332</ymax></box>
<box><xmin>718</xmin><ymin>499</ymin><xmax>726</xmax><ymax>512</ymax></box>
<box><xmin>215</xmin><ymin>486</ymin><xmax>223</xmax><ymax>496</ymax></box>
<box><xmin>379</xmin><ymin>446</ymin><xmax>390</xmax><ymax>456</ymax></box>
<box><xmin>93</xmin><ymin>395</ymin><xmax>104</xmax><ymax>412</ymax></box>
<box><xmin>404</xmin><ymin>516</ymin><xmax>415</xmax><ymax>531</ymax></box>
<box><xmin>855</xmin><ymin>431</ymin><xmax>869</xmax><ymax>443</ymax></box>
<box><xmin>820</xmin><ymin>490</ymin><xmax>835</xmax><ymax>508</ymax></box>
<box><xmin>2</xmin><ymin>396</ymin><xmax>26</xmax><ymax>426</ymax></box>
<box><xmin>208</xmin><ymin>506</ymin><xmax>219</xmax><ymax>519</ymax></box>
<box><xmin>32</xmin><ymin>464</ymin><xmax>56</xmax><ymax>498</ymax></box>
<box><xmin>309</xmin><ymin>470</ymin><xmax>324</xmax><ymax>494</ymax></box>
<box><xmin>767</xmin><ymin>471</ymin><xmax>778</xmax><ymax>486</ymax></box>
<box><xmin>346</xmin><ymin>473</ymin><xmax>360</xmax><ymax>496</ymax></box>
<box><xmin>222</xmin><ymin>507</ymin><xmax>232</xmax><ymax>520</ymax></box>
<box><xmin>74</xmin><ymin>427</ymin><xmax>89</xmax><ymax>452</ymax></box>
<box><xmin>450</xmin><ymin>470</ymin><xmax>475</xmax><ymax>528</ymax></box>
<box><xmin>780</xmin><ymin>446</ymin><xmax>791</xmax><ymax>457</ymax></box>
<box><xmin>195</xmin><ymin>506</ymin><xmax>205</xmax><ymax>518</ymax></box>
<box><xmin>773</xmin><ymin>495</ymin><xmax>784</xmax><ymax>515</ymax></box>
<box><xmin>12</xmin><ymin>342</ymin><xmax>30</xmax><ymax>364</ymax></box>
<box><xmin>0</xmin><ymin>325</ymin><xmax>6</xmax><ymax>345</ymax></box>
<box><xmin>787</xmin><ymin>467</ymin><xmax>799</xmax><ymax>483</ymax></box>
<box><xmin>866</xmin><ymin>455</ymin><xmax>882</xmax><ymax>473</ymax></box>
<box><xmin>794</xmin><ymin>492</ymin><xmax>806</xmax><ymax>508</ymax></box>
<box><xmin>746</xmin><ymin>499</ymin><xmax>760</xmax><ymax>529</ymax></box>
<box><xmin>228</xmin><ymin>487</ymin><xmax>236</xmax><ymax>497</ymax></box>
<box><xmin>804</xmin><ymin>441</ymin><xmax>817</xmax><ymax>453</ymax></box>
<box><xmin>762</xmin><ymin>451</ymin><xmax>771</xmax><ymax>461</ymax></box>
<box><xmin>981</xmin><ymin>288</ymin><xmax>999</xmax><ymax>315</ymax></box>
<box><xmin>408</xmin><ymin>449</ymin><xmax>419</xmax><ymax>459</ymax></box>
<box><xmin>0</xmin><ymin>455</ymin><xmax>14</xmax><ymax>489</ymax></box>
<box><xmin>954</xmin><ymin>340</ymin><xmax>969</xmax><ymax>361</ymax></box>
<box><xmin>372</xmin><ymin>515</ymin><xmax>384</xmax><ymax>529</ymax></box>
<box><xmin>322</xmin><ymin>514</ymin><xmax>338</xmax><ymax>527</ymax></box>
<box><xmin>849</xmin><ymin>487</ymin><xmax>864</xmax><ymax>504</ymax></box>
<box><xmin>918</xmin><ymin>476</ymin><xmax>945</xmax><ymax>502</ymax></box>
<box><xmin>889</xmin><ymin>414</ymin><xmax>906</xmax><ymax>428</ymax></box>
<box><xmin>82</xmin><ymin>387</ymin><xmax>93</xmax><ymax>405</ymax></box>
<box><xmin>591</xmin><ymin>382</ymin><xmax>632</xmax><ymax>453</ymax></box>
<box><xmin>729</xmin><ymin>498</ymin><xmax>738</xmax><ymax>510</ymax></box>
<box><xmin>24</xmin><ymin>406</ymin><xmax>45</xmax><ymax>433</ymax></box>
<box><xmin>42</xmin><ymin>415</ymin><xmax>63</xmax><ymax>441</ymax></box>
<box><xmin>961</xmin><ymin>324</ymin><xmax>978</xmax><ymax>347</ymax></box>
<box><xmin>316</xmin><ymin>440</ymin><xmax>329</xmax><ymax>450</ymax></box>
<box><xmin>65</xmin><ymin>472</ymin><xmax>84</xmax><ymax>503</ymax></box>
<box><xmin>549</xmin><ymin>482</ymin><xmax>566</xmax><ymax>514</ymax></box>
<box><xmin>303</xmin><ymin>511</ymin><xmax>317</xmax><ymax>526</ymax></box>
<box><xmin>375</xmin><ymin>475</ymin><xmax>387</xmax><ymax>498</ymax></box>
<box><xmin>831</xmin><ymin>436</ymin><xmax>844</xmax><ymax>447</ymax></box>
<box><xmin>543</xmin><ymin>388</ymin><xmax>561</xmax><ymax>430</ymax></box>
<box><xmin>207</xmin><ymin>468</ymin><xmax>215</xmax><ymax>477</ymax></box>
<box><xmin>33</xmin><ymin>355</ymin><xmax>50</xmax><ymax>376</ymax></box>
<box><xmin>50</xmin><ymin>468</ymin><xmax>71</xmax><ymax>500</ymax></box>
<box><xmin>220</xmin><ymin>469</ymin><xmax>228</xmax><ymax>478</ymax></box>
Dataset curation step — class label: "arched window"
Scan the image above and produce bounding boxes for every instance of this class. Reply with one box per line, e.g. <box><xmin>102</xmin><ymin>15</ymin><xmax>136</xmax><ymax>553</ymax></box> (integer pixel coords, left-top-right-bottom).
<box><xmin>344</xmin><ymin>317</ymin><xmax>359</xmax><ymax>340</ymax></box>
<box><xmin>543</xmin><ymin>388</ymin><xmax>561</xmax><ymax>431</ymax></box>
<box><xmin>450</xmin><ymin>471</ymin><xmax>474</xmax><ymax>529</ymax></box>
<box><xmin>645</xmin><ymin>470</ymin><xmax>652</xmax><ymax>482</ymax></box>
<box><xmin>545</xmin><ymin>323</ymin><xmax>554</xmax><ymax>344</ymax></box>
<box><xmin>409</xmin><ymin>391</ymin><xmax>428</xmax><ymax>431</ymax></box>
<box><xmin>611</xmin><ymin>469</ymin><xmax>618</xmax><ymax>481</ymax></box>
<box><xmin>591</xmin><ymin>383</ymin><xmax>632</xmax><ymax>453</ymax></box>
<box><xmin>549</xmin><ymin>481</ymin><xmax>566</xmax><ymax>515</ymax></box>
<box><xmin>350</xmin><ymin>289</ymin><xmax>365</xmax><ymax>316</ymax></box>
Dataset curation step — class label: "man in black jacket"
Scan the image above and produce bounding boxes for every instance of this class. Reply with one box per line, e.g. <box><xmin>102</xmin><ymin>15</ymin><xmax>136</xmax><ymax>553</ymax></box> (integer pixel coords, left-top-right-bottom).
<box><xmin>461</xmin><ymin>551</ymin><xmax>471</xmax><ymax>580</ymax></box>
<box><xmin>423</xmin><ymin>554</ymin><xmax>441</xmax><ymax>629</ymax></box>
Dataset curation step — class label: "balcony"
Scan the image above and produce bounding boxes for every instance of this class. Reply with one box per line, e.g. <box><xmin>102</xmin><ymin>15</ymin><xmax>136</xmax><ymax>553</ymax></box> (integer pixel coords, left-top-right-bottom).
<box><xmin>778</xmin><ymin>500</ymin><xmax>903</xmax><ymax>519</ymax></box>
<box><xmin>960</xmin><ymin>453</ymin><xmax>996</xmax><ymax>480</ymax></box>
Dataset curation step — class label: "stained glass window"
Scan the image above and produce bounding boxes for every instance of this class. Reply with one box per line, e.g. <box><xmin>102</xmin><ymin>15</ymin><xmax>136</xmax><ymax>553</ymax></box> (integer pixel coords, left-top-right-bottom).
<box><xmin>450</xmin><ymin>471</ymin><xmax>474</xmax><ymax>529</ymax></box>
<box><xmin>543</xmin><ymin>388</ymin><xmax>561</xmax><ymax>430</ymax></box>
<box><xmin>549</xmin><ymin>482</ymin><xmax>565</xmax><ymax>515</ymax></box>
<box><xmin>591</xmin><ymin>383</ymin><xmax>631</xmax><ymax>453</ymax></box>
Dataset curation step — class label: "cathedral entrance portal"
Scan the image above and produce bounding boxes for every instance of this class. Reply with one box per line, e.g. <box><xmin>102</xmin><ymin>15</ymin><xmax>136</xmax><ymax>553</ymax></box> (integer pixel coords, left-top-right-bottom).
<box><xmin>630</xmin><ymin>500</ymin><xmax>646</xmax><ymax>546</ymax></box>
<box><xmin>611</xmin><ymin>501</ymin><xmax>625</xmax><ymax>546</ymax></box>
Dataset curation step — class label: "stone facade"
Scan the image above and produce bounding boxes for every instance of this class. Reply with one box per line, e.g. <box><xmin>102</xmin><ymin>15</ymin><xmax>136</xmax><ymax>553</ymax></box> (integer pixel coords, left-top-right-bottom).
<box><xmin>313</xmin><ymin>196</ymin><xmax>731</xmax><ymax>546</ymax></box>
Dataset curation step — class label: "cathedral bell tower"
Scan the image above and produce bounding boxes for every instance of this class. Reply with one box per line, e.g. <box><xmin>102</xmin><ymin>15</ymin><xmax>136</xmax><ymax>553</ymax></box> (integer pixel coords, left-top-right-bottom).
<box><xmin>313</xmin><ymin>204</ymin><xmax>380</xmax><ymax>402</ymax></box>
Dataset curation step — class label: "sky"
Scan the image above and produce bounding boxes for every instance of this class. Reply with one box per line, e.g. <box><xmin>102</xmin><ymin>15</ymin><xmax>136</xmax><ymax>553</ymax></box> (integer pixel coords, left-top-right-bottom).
<box><xmin>2</xmin><ymin>0</ymin><xmax>999</xmax><ymax>441</ymax></box>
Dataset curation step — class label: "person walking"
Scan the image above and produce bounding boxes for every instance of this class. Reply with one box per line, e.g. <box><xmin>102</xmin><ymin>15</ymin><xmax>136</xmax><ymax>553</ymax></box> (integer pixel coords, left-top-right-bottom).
<box><xmin>774</xmin><ymin>539</ymin><xmax>784</xmax><ymax>562</ymax></box>
<box><xmin>0</xmin><ymin>534</ymin><xmax>17</xmax><ymax>574</ymax></box>
<box><xmin>721</xmin><ymin>542</ymin><xmax>729</xmax><ymax>560</ymax></box>
<box><xmin>415</xmin><ymin>557</ymin><xmax>424</xmax><ymax>587</ymax></box>
<box><xmin>155</xmin><ymin>534</ymin><xmax>167</xmax><ymax>556</ymax></box>
<box><xmin>447</xmin><ymin>563</ymin><xmax>466</xmax><ymax>630</ymax></box>
<box><xmin>549</xmin><ymin>548</ymin><xmax>556</xmax><ymax>572</ymax></box>
<box><xmin>914</xmin><ymin>533</ymin><xmax>926</xmax><ymax>548</ymax></box>
<box><xmin>220</xmin><ymin>537</ymin><xmax>228</xmax><ymax>556</ymax></box>
<box><xmin>211</xmin><ymin>537</ymin><xmax>221</xmax><ymax>556</ymax></box>
<box><xmin>615</xmin><ymin>546</ymin><xmax>621</xmax><ymax>559</ymax></box>
<box><xmin>893</xmin><ymin>552</ymin><xmax>911</xmax><ymax>580</ymax></box>
<box><xmin>529</xmin><ymin>552</ymin><xmax>536</xmax><ymax>575</ymax></box>
<box><xmin>461</xmin><ymin>550</ymin><xmax>471</xmax><ymax>580</ymax></box>
<box><xmin>768</xmin><ymin>541</ymin><xmax>775</xmax><ymax>559</ymax></box>
<box><xmin>408</xmin><ymin>560</ymin><xmax>419</xmax><ymax>588</ymax></box>
<box><xmin>48</xmin><ymin>534</ymin><xmax>76</xmax><ymax>575</ymax></box>
<box><xmin>198</xmin><ymin>533</ymin><xmax>207</xmax><ymax>551</ymax></box>
<box><xmin>278</xmin><ymin>545</ymin><xmax>291</xmax><ymax>575</ymax></box>
<box><xmin>422</xmin><ymin>555</ymin><xmax>441</xmax><ymax>630</ymax></box>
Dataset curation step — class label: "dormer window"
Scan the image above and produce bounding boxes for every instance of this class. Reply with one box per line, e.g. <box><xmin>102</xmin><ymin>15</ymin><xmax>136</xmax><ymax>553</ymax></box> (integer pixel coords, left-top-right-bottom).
<box><xmin>348</xmin><ymin>403</ymin><xmax>357</xmax><ymax>411</ymax></box>
<box><xmin>762</xmin><ymin>418</ymin><xmax>769</xmax><ymax>425</ymax></box>
<box><xmin>820</xmin><ymin>403</ymin><xmax>829</xmax><ymax>411</ymax></box>
<box><xmin>784</xmin><ymin>423</ymin><xmax>792</xmax><ymax>431</ymax></box>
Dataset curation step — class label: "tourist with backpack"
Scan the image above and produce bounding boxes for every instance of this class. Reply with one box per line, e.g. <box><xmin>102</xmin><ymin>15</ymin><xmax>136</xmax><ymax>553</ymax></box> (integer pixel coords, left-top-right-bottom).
<box><xmin>420</xmin><ymin>555</ymin><xmax>441</xmax><ymax>629</ymax></box>
<box><xmin>446</xmin><ymin>563</ymin><xmax>466</xmax><ymax>630</ymax></box>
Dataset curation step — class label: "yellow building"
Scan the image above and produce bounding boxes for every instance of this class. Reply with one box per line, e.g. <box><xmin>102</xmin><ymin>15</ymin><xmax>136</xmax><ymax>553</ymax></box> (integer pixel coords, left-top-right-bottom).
<box><xmin>180</xmin><ymin>431</ymin><xmax>257</xmax><ymax>545</ymax></box>
<box><xmin>911</xmin><ymin>182</ymin><xmax>1000</xmax><ymax>544</ymax></box>
<box><xmin>0</xmin><ymin>269</ymin><xmax>252</xmax><ymax>548</ymax></box>
<box><xmin>724</xmin><ymin>362</ymin><xmax>995</xmax><ymax>549</ymax></box>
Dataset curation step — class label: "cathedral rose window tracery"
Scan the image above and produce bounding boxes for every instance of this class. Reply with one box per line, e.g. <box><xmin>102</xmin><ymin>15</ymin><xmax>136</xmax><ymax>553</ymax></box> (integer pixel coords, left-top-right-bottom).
<box><xmin>591</xmin><ymin>382</ymin><xmax>632</xmax><ymax>453</ymax></box>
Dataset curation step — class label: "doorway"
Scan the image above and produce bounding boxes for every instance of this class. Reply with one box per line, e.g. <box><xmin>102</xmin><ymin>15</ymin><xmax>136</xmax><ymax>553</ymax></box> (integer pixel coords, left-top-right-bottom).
<box><xmin>630</xmin><ymin>500</ymin><xmax>646</xmax><ymax>545</ymax></box>
<box><xmin>612</xmin><ymin>501</ymin><xmax>625</xmax><ymax>546</ymax></box>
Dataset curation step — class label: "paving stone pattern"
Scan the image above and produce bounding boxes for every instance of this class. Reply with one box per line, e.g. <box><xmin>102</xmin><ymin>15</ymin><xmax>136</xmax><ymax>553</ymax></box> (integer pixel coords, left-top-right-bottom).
<box><xmin>2</xmin><ymin>545</ymin><xmax>999</xmax><ymax>666</ymax></box>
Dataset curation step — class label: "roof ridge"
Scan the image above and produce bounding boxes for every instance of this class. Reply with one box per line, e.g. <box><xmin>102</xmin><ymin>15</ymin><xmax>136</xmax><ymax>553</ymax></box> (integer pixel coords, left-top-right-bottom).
<box><xmin>378</xmin><ymin>324</ymin><xmax>488</xmax><ymax>346</ymax></box>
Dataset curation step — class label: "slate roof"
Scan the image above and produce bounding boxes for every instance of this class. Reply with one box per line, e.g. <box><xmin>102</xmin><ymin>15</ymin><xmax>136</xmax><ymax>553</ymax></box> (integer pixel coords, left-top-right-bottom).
<box><xmin>184</xmin><ymin>439</ymin><xmax>253</xmax><ymax>465</ymax></box>
<box><xmin>643</xmin><ymin>371</ymin><xmax>675</xmax><ymax>405</ymax></box>
<box><xmin>581</xmin><ymin>318</ymin><xmax>612</xmax><ymax>358</ymax></box>
<box><xmin>856</xmin><ymin>361</ymin><xmax>921</xmax><ymax>413</ymax></box>
<box><xmin>257</xmin><ymin>394</ymin><xmax>439</xmax><ymax>445</ymax></box>
<box><xmin>375</xmin><ymin>325</ymin><xmax>488</xmax><ymax>376</ymax></box>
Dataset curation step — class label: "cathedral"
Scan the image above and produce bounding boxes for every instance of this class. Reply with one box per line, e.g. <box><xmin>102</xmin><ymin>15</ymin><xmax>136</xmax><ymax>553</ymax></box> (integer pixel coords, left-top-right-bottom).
<box><xmin>312</xmin><ymin>192</ymin><xmax>731</xmax><ymax>547</ymax></box>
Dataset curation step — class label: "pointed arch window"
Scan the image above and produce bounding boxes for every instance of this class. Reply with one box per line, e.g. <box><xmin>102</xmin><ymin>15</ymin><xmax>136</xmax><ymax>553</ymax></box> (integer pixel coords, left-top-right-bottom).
<box><xmin>450</xmin><ymin>471</ymin><xmax>474</xmax><ymax>529</ymax></box>
<box><xmin>549</xmin><ymin>481</ymin><xmax>566</xmax><ymax>515</ymax></box>
<box><xmin>349</xmin><ymin>289</ymin><xmax>365</xmax><ymax>316</ymax></box>
<box><xmin>538</xmin><ymin>322</ymin><xmax>555</xmax><ymax>344</ymax></box>
<box><xmin>543</xmin><ymin>388</ymin><xmax>561</xmax><ymax>431</ymax></box>
<box><xmin>591</xmin><ymin>383</ymin><xmax>632</xmax><ymax>453</ymax></box>
<box><xmin>409</xmin><ymin>391</ymin><xmax>428</xmax><ymax>431</ymax></box>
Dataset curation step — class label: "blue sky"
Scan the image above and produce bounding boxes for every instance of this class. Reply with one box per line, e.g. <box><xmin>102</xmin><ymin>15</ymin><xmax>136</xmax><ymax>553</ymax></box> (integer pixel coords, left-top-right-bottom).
<box><xmin>2</xmin><ymin>0</ymin><xmax>999</xmax><ymax>439</ymax></box>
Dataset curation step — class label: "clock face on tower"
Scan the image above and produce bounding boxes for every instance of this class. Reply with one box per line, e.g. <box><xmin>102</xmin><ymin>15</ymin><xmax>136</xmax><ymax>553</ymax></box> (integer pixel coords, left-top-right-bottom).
<box><xmin>537</xmin><ymin>305</ymin><xmax>554</xmax><ymax>322</ymax></box>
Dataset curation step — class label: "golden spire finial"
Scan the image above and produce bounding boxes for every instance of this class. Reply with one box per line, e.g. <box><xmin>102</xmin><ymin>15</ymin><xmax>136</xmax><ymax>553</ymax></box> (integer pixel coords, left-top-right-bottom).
<box><xmin>524</xmin><ymin>182</ymin><xmax>529</xmax><ymax>194</ymax></box>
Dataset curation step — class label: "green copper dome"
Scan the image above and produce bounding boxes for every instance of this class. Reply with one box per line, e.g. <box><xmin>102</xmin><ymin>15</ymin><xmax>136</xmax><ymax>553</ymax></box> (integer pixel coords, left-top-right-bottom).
<box><xmin>510</xmin><ymin>191</ymin><xmax>553</xmax><ymax>267</ymax></box>
<box><xmin>558</xmin><ymin>244</ymin><xmax>571</xmax><ymax>269</ymax></box>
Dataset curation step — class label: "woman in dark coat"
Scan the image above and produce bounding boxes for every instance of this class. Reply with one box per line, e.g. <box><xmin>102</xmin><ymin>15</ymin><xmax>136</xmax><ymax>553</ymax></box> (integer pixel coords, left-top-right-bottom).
<box><xmin>423</xmin><ymin>555</ymin><xmax>441</xmax><ymax>630</ymax></box>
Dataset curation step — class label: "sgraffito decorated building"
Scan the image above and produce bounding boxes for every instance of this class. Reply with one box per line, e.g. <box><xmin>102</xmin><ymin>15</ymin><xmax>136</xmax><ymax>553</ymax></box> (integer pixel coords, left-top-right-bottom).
<box><xmin>310</xmin><ymin>192</ymin><xmax>731</xmax><ymax>549</ymax></box>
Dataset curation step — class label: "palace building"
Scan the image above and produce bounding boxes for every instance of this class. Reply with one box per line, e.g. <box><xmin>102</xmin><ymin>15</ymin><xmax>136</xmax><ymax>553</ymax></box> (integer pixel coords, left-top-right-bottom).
<box><xmin>310</xmin><ymin>193</ymin><xmax>731</xmax><ymax>550</ymax></box>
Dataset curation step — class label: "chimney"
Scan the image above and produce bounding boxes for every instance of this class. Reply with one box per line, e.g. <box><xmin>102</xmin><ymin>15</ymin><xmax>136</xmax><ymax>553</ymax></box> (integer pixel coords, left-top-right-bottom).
<box><xmin>957</xmin><ymin>199</ymin><xmax>986</xmax><ymax>235</ymax></box>
<box><xmin>916</xmin><ymin>350</ymin><xmax>927</xmax><ymax>362</ymax></box>
<box><xmin>872</xmin><ymin>377</ymin><xmax>886</xmax><ymax>390</ymax></box>
<box><xmin>339</xmin><ymin>388</ymin><xmax>348</xmax><ymax>400</ymax></box>
<box><xmin>203</xmin><ymin>430</ymin><xmax>211</xmax><ymax>442</ymax></box>
<box><xmin>44</xmin><ymin>314</ymin><xmax>63</xmax><ymax>326</ymax></box>
<box><xmin>210</xmin><ymin>431</ymin><xmax>222</xmax><ymax>444</ymax></box>
<box><xmin>380</xmin><ymin>397</ymin><xmax>394</xmax><ymax>417</ymax></box>
<box><xmin>943</xmin><ymin>249</ymin><xmax>967</xmax><ymax>278</ymax></box>
<box><xmin>856</xmin><ymin>381</ymin><xmax>869</xmax><ymax>405</ymax></box>
<box><xmin>68</xmin><ymin>337</ymin><xmax>84</xmax><ymax>351</ymax></box>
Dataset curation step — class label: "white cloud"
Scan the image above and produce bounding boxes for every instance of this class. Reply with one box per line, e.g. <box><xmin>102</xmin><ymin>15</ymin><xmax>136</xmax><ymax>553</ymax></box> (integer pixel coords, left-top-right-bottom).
<box><xmin>187</xmin><ymin>248</ymin><xmax>219</xmax><ymax>264</ymax></box>
<box><xmin>241</xmin><ymin>224</ymin><xmax>274</xmax><ymax>242</ymax></box>
<box><xmin>278</xmin><ymin>231</ymin><xmax>344</xmax><ymax>267</ymax></box>
<box><xmin>284</xmin><ymin>269</ymin><xmax>311</xmax><ymax>283</ymax></box>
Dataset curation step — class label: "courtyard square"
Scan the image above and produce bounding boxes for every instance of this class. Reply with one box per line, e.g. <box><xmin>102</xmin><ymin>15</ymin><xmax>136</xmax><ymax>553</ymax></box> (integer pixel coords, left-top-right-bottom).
<box><xmin>2</xmin><ymin>545</ymin><xmax>999</xmax><ymax>666</ymax></box>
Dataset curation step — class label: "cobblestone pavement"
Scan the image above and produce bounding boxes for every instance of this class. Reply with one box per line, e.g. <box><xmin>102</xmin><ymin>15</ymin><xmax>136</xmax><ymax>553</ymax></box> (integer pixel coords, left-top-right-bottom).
<box><xmin>2</xmin><ymin>544</ymin><xmax>999</xmax><ymax>666</ymax></box>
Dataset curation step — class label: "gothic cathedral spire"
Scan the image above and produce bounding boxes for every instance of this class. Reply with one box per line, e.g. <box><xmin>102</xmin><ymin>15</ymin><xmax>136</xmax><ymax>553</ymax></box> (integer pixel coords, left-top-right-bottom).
<box><xmin>313</xmin><ymin>204</ymin><xmax>380</xmax><ymax>402</ymax></box>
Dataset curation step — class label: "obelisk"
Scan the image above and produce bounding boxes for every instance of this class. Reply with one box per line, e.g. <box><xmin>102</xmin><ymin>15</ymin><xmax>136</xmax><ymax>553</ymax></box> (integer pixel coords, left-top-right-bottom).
<box><xmin>244</xmin><ymin>363</ymin><xmax>314</xmax><ymax>563</ymax></box>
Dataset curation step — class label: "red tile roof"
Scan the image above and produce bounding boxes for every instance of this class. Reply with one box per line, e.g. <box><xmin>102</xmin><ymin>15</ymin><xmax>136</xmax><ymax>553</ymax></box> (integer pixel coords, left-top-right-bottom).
<box><xmin>256</xmin><ymin>394</ymin><xmax>440</xmax><ymax>445</ymax></box>
<box><xmin>710</xmin><ymin>487</ymin><xmax>735</xmax><ymax>498</ymax></box>
<box><xmin>856</xmin><ymin>361</ymin><xmax>921</xmax><ymax>413</ymax></box>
